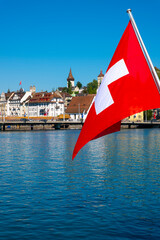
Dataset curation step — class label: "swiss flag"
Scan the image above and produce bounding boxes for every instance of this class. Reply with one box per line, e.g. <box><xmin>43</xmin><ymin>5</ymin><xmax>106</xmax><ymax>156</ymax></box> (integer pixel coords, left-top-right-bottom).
<box><xmin>72</xmin><ymin>21</ymin><xmax>160</xmax><ymax>160</ymax></box>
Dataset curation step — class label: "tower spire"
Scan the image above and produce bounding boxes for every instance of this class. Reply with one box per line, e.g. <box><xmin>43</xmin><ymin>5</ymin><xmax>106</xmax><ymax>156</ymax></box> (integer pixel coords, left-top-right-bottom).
<box><xmin>97</xmin><ymin>69</ymin><xmax>104</xmax><ymax>88</ymax></box>
<box><xmin>67</xmin><ymin>68</ymin><xmax>75</xmax><ymax>87</ymax></box>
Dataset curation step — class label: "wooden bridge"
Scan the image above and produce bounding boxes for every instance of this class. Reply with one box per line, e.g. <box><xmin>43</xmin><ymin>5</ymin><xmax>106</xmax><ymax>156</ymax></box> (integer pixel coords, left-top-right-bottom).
<box><xmin>0</xmin><ymin>120</ymin><xmax>160</xmax><ymax>131</ymax></box>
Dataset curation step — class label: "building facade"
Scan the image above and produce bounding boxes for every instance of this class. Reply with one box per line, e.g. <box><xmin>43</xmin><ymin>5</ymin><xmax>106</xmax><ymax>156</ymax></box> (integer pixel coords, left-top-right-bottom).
<box><xmin>7</xmin><ymin>90</ymin><xmax>25</xmax><ymax>116</ymax></box>
<box><xmin>28</xmin><ymin>92</ymin><xmax>64</xmax><ymax>118</ymax></box>
<box><xmin>0</xmin><ymin>92</ymin><xmax>14</xmax><ymax>120</ymax></box>
<box><xmin>55</xmin><ymin>90</ymin><xmax>72</xmax><ymax>110</ymax></box>
<box><xmin>66</xmin><ymin>94</ymin><xmax>95</xmax><ymax>121</ymax></box>
<box><xmin>126</xmin><ymin>112</ymin><xmax>144</xmax><ymax>122</ymax></box>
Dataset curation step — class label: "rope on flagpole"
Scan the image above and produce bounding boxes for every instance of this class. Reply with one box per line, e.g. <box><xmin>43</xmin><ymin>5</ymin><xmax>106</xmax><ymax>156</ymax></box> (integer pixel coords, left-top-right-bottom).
<box><xmin>127</xmin><ymin>9</ymin><xmax>160</xmax><ymax>93</ymax></box>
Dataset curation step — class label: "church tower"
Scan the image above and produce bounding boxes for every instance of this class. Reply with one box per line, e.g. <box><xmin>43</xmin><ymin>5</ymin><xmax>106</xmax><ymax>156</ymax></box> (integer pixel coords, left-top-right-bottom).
<box><xmin>67</xmin><ymin>68</ymin><xmax>75</xmax><ymax>88</ymax></box>
<box><xmin>98</xmin><ymin>70</ymin><xmax>104</xmax><ymax>88</ymax></box>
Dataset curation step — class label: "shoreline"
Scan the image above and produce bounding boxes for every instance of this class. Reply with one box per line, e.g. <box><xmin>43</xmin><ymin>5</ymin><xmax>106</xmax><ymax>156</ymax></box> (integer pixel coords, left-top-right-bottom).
<box><xmin>0</xmin><ymin>120</ymin><xmax>160</xmax><ymax>132</ymax></box>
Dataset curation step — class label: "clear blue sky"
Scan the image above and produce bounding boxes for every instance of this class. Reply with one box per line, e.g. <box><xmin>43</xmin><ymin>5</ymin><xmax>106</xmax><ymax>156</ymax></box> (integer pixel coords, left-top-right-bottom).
<box><xmin>0</xmin><ymin>0</ymin><xmax>160</xmax><ymax>92</ymax></box>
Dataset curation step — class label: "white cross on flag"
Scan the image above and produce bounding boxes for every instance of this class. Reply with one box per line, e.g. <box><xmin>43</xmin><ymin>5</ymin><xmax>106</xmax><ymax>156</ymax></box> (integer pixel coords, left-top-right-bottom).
<box><xmin>72</xmin><ymin>21</ymin><xmax>160</xmax><ymax>160</ymax></box>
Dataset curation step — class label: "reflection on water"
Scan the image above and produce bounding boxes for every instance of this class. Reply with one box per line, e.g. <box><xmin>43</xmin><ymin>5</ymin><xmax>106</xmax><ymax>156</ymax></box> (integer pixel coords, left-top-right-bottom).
<box><xmin>0</xmin><ymin>129</ymin><xmax>160</xmax><ymax>239</ymax></box>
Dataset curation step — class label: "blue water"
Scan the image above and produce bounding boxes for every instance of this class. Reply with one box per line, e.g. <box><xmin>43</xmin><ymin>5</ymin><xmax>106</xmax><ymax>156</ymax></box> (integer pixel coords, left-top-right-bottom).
<box><xmin>0</xmin><ymin>129</ymin><xmax>160</xmax><ymax>240</ymax></box>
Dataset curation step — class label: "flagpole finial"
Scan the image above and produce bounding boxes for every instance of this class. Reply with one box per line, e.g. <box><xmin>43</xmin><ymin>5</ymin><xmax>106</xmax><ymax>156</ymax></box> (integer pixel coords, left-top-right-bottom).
<box><xmin>127</xmin><ymin>9</ymin><xmax>131</xmax><ymax>13</ymax></box>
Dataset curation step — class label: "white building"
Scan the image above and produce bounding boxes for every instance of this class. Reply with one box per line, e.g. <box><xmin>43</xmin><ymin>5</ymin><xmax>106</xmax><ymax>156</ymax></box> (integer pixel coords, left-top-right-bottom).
<box><xmin>7</xmin><ymin>90</ymin><xmax>25</xmax><ymax>116</ymax></box>
<box><xmin>66</xmin><ymin>94</ymin><xmax>95</xmax><ymax>121</ymax></box>
<box><xmin>1</xmin><ymin>86</ymin><xmax>36</xmax><ymax>117</ymax></box>
<box><xmin>55</xmin><ymin>90</ymin><xmax>72</xmax><ymax>110</ymax></box>
<box><xmin>28</xmin><ymin>92</ymin><xmax>64</xmax><ymax>117</ymax></box>
<box><xmin>0</xmin><ymin>92</ymin><xmax>14</xmax><ymax>119</ymax></box>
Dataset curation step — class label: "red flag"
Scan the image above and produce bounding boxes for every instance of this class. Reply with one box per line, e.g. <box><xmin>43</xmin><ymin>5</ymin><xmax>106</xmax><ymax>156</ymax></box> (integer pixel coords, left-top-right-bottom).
<box><xmin>72</xmin><ymin>21</ymin><xmax>160</xmax><ymax>160</ymax></box>
<box><xmin>19</xmin><ymin>81</ymin><xmax>22</xmax><ymax>85</ymax></box>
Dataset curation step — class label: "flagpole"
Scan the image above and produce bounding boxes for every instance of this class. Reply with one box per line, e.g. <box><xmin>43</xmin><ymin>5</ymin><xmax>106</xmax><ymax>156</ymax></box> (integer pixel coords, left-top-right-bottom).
<box><xmin>127</xmin><ymin>9</ymin><xmax>160</xmax><ymax>93</ymax></box>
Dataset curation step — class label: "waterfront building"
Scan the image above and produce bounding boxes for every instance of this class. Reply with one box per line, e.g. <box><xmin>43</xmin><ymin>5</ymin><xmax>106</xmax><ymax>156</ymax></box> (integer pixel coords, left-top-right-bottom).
<box><xmin>7</xmin><ymin>89</ymin><xmax>25</xmax><ymax>116</ymax></box>
<box><xmin>55</xmin><ymin>90</ymin><xmax>72</xmax><ymax>110</ymax></box>
<box><xmin>127</xmin><ymin>112</ymin><xmax>144</xmax><ymax>122</ymax></box>
<box><xmin>28</xmin><ymin>91</ymin><xmax>64</xmax><ymax>117</ymax></box>
<box><xmin>20</xmin><ymin>91</ymin><xmax>33</xmax><ymax>117</ymax></box>
<box><xmin>66</xmin><ymin>94</ymin><xmax>95</xmax><ymax>121</ymax></box>
<box><xmin>0</xmin><ymin>91</ymin><xmax>14</xmax><ymax>120</ymax></box>
<box><xmin>1</xmin><ymin>86</ymin><xmax>36</xmax><ymax>117</ymax></box>
<box><xmin>0</xmin><ymin>92</ymin><xmax>6</xmax><ymax>120</ymax></box>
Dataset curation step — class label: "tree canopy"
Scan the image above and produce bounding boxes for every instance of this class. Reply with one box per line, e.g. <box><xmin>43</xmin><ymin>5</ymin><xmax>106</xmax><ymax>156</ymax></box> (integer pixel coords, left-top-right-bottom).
<box><xmin>87</xmin><ymin>79</ymin><xmax>98</xmax><ymax>94</ymax></box>
<box><xmin>67</xmin><ymin>81</ymin><xmax>73</xmax><ymax>94</ymax></box>
<box><xmin>76</xmin><ymin>81</ymin><xmax>82</xmax><ymax>89</ymax></box>
<box><xmin>62</xmin><ymin>87</ymin><xmax>68</xmax><ymax>93</ymax></box>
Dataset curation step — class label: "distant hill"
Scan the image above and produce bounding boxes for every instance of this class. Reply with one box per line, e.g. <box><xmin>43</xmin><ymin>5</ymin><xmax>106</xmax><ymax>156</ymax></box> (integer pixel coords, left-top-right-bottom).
<box><xmin>155</xmin><ymin>67</ymin><xmax>160</xmax><ymax>79</ymax></box>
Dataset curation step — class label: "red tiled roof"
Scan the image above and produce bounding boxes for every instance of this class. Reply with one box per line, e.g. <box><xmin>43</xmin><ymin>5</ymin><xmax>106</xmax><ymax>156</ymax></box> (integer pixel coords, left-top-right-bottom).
<box><xmin>66</xmin><ymin>94</ymin><xmax>95</xmax><ymax>114</ymax></box>
<box><xmin>67</xmin><ymin>68</ymin><xmax>74</xmax><ymax>81</ymax></box>
<box><xmin>57</xmin><ymin>91</ymin><xmax>72</xmax><ymax>98</ymax></box>
<box><xmin>98</xmin><ymin>70</ymin><xmax>104</xmax><ymax>77</ymax></box>
<box><xmin>29</xmin><ymin>92</ymin><xmax>62</xmax><ymax>103</ymax></box>
<box><xmin>5</xmin><ymin>92</ymin><xmax>14</xmax><ymax>100</ymax></box>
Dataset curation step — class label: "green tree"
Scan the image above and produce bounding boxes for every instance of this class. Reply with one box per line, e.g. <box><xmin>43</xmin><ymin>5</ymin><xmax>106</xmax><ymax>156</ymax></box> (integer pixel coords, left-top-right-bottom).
<box><xmin>144</xmin><ymin>110</ymin><xmax>153</xmax><ymax>121</ymax></box>
<box><xmin>67</xmin><ymin>81</ymin><xmax>73</xmax><ymax>94</ymax></box>
<box><xmin>76</xmin><ymin>81</ymin><xmax>82</xmax><ymax>89</ymax></box>
<box><xmin>62</xmin><ymin>87</ymin><xmax>68</xmax><ymax>93</ymax></box>
<box><xmin>147</xmin><ymin>110</ymin><xmax>153</xmax><ymax>120</ymax></box>
<box><xmin>155</xmin><ymin>67</ymin><xmax>160</xmax><ymax>79</ymax></box>
<box><xmin>87</xmin><ymin>79</ymin><xmax>98</xmax><ymax>94</ymax></box>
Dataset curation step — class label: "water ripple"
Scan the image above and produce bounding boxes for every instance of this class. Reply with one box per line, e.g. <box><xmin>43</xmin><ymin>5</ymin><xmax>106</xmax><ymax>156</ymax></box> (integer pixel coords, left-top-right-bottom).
<box><xmin>0</xmin><ymin>129</ymin><xmax>160</xmax><ymax>239</ymax></box>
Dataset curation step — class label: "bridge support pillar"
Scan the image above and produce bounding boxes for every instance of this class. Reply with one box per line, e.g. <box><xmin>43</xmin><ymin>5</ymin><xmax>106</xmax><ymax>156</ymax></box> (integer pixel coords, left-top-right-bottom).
<box><xmin>55</xmin><ymin>123</ymin><xmax>61</xmax><ymax>130</ymax></box>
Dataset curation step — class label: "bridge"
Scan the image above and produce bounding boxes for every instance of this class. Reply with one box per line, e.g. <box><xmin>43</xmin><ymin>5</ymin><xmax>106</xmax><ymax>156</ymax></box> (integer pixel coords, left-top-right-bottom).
<box><xmin>121</xmin><ymin>121</ymin><xmax>160</xmax><ymax>128</ymax></box>
<box><xmin>0</xmin><ymin>120</ymin><xmax>83</xmax><ymax>131</ymax></box>
<box><xmin>0</xmin><ymin>120</ymin><xmax>160</xmax><ymax>131</ymax></box>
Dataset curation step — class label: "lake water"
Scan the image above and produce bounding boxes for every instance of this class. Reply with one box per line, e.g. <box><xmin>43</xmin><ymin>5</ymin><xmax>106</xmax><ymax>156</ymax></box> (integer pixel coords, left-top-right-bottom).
<box><xmin>0</xmin><ymin>129</ymin><xmax>160</xmax><ymax>240</ymax></box>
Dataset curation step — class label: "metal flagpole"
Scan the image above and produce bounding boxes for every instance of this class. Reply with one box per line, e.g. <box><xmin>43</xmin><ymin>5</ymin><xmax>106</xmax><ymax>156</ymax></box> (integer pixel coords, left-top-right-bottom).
<box><xmin>127</xmin><ymin>9</ymin><xmax>160</xmax><ymax>93</ymax></box>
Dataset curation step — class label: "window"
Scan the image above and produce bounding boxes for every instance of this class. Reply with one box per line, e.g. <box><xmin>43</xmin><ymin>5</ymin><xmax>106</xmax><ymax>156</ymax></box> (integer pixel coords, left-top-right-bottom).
<box><xmin>40</xmin><ymin>109</ymin><xmax>45</xmax><ymax>115</ymax></box>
